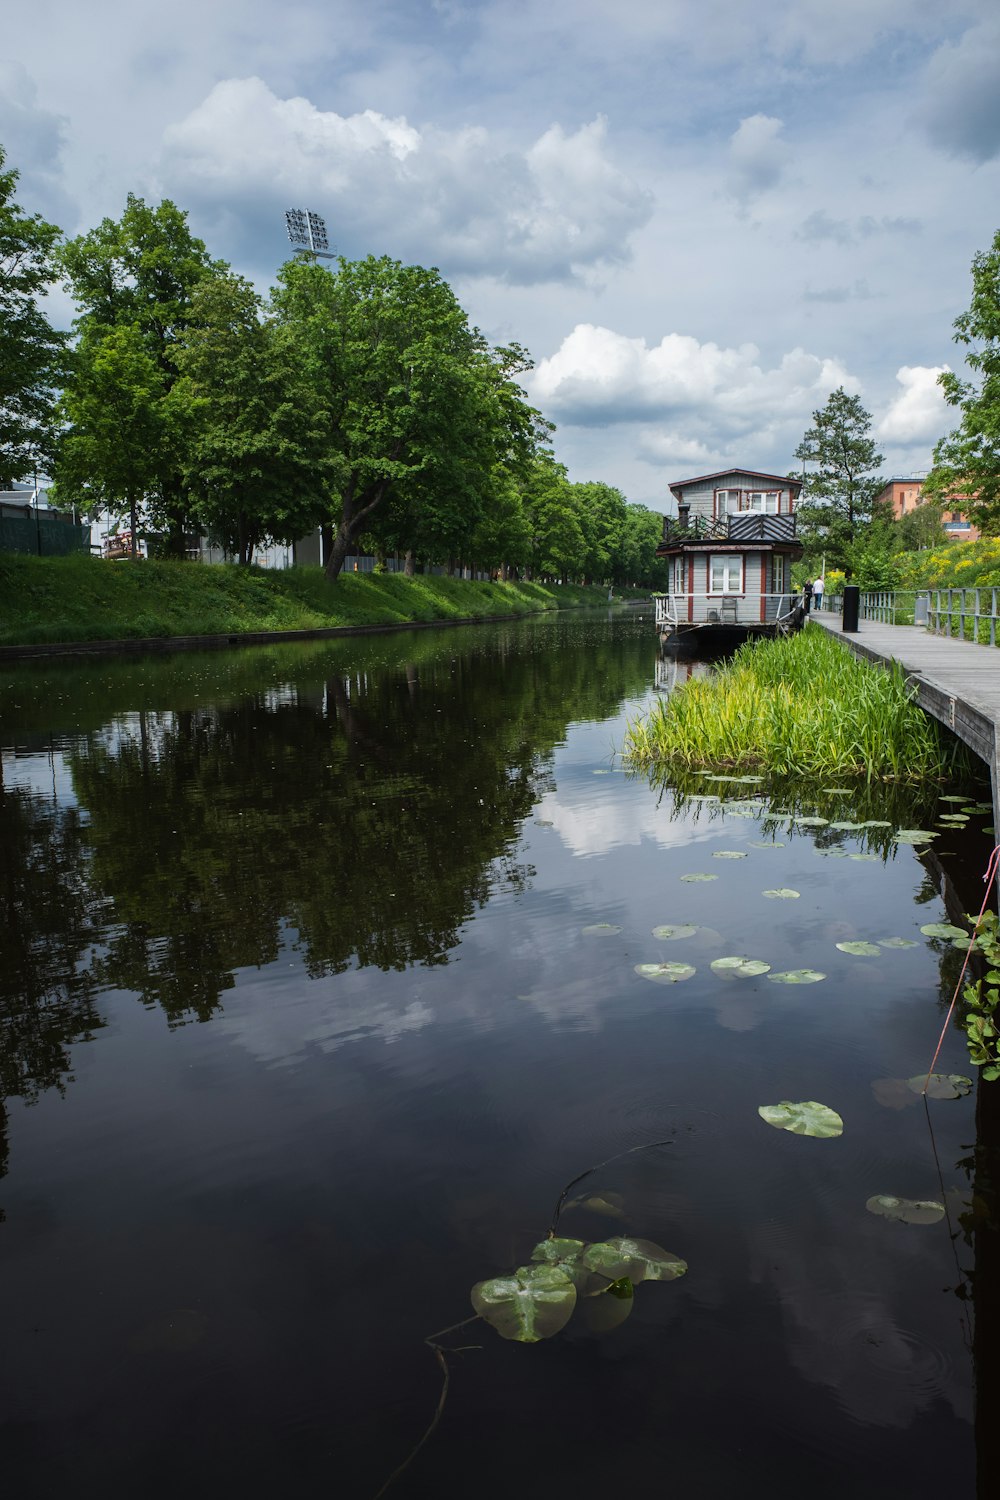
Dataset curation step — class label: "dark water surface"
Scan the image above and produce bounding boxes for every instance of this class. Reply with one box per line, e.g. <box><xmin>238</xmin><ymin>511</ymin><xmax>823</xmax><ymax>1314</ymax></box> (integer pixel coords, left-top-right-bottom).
<box><xmin>1</xmin><ymin>610</ymin><xmax>998</xmax><ymax>1499</ymax></box>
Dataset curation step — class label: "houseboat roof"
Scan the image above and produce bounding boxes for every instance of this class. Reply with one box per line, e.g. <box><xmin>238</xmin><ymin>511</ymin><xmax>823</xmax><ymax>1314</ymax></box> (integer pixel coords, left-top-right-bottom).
<box><xmin>668</xmin><ymin>468</ymin><xmax>803</xmax><ymax>498</ymax></box>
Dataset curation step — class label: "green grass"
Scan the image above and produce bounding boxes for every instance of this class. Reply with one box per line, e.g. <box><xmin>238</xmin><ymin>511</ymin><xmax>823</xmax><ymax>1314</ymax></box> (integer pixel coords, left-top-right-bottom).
<box><xmin>623</xmin><ymin>626</ymin><xmax>970</xmax><ymax>781</ymax></box>
<box><xmin>0</xmin><ymin>554</ymin><xmax>606</xmax><ymax>647</ymax></box>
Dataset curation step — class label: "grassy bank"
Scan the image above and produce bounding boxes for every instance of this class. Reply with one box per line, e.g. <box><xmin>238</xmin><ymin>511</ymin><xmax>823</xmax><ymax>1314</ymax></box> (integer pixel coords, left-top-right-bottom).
<box><xmin>0</xmin><ymin>554</ymin><xmax>608</xmax><ymax>647</ymax></box>
<box><xmin>623</xmin><ymin>626</ymin><xmax>970</xmax><ymax>781</ymax></box>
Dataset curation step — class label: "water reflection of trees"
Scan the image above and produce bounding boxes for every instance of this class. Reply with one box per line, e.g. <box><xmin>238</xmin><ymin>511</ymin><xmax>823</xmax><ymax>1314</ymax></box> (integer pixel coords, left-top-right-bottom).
<box><xmin>0</xmin><ymin>623</ymin><xmax>652</xmax><ymax>1177</ymax></box>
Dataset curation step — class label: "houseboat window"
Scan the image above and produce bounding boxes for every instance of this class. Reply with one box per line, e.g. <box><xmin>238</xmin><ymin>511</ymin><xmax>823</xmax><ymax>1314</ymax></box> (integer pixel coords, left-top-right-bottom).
<box><xmin>673</xmin><ymin>556</ymin><xmax>686</xmax><ymax>591</ymax></box>
<box><xmin>745</xmin><ymin>491</ymin><xmax>781</xmax><ymax>513</ymax></box>
<box><xmin>710</xmin><ymin>555</ymin><xmax>742</xmax><ymax>593</ymax></box>
<box><xmin>716</xmin><ymin>489</ymin><xmax>738</xmax><ymax>514</ymax></box>
<box><xmin>770</xmin><ymin>556</ymin><xmax>787</xmax><ymax>593</ymax></box>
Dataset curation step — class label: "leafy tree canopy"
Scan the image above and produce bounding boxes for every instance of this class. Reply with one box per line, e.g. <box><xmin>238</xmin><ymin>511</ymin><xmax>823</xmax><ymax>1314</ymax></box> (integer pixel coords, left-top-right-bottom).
<box><xmin>925</xmin><ymin>227</ymin><xmax>1000</xmax><ymax>532</ymax></box>
<box><xmin>794</xmin><ymin>387</ymin><xmax>884</xmax><ymax>567</ymax></box>
<box><xmin>0</xmin><ymin>144</ymin><xmax>67</xmax><ymax>484</ymax></box>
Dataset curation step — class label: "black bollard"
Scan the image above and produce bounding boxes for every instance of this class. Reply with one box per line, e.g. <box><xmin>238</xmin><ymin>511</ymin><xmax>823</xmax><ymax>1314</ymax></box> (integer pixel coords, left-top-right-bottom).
<box><xmin>842</xmin><ymin>583</ymin><xmax>860</xmax><ymax>633</ymax></box>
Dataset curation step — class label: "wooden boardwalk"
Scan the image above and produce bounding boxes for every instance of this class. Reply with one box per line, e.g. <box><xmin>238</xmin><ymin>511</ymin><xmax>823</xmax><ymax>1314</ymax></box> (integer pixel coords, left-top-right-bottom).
<box><xmin>809</xmin><ymin>609</ymin><xmax>1000</xmax><ymax>805</ymax></box>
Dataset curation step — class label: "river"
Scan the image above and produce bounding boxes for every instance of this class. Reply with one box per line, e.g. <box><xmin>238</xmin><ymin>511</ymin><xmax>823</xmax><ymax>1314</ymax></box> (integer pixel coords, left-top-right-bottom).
<box><xmin>0</xmin><ymin>609</ymin><xmax>997</xmax><ymax>1498</ymax></box>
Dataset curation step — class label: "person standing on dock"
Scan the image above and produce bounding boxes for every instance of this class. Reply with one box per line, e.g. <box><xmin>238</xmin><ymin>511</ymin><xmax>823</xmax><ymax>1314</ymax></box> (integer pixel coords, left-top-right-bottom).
<box><xmin>802</xmin><ymin>578</ymin><xmax>813</xmax><ymax>614</ymax></box>
<box><xmin>813</xmin><ymin>575</ymin><xmax>824</xmax><ymax>611</ymax></box>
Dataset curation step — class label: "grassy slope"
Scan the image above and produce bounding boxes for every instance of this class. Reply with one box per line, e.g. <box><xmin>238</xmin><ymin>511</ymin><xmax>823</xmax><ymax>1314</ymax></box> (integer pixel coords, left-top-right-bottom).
<box><xmin>0</xmin><ymin>554</ymin><xmax>605</xmax><ymax>647</ymax></box>
<box><xmin>894</xmin><ymin>536</ymin><xmax>1000</xmax><ymax>591</ymax></box>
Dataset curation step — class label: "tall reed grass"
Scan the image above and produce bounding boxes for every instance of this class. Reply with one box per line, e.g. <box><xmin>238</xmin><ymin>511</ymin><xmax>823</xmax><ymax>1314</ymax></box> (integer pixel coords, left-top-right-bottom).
<box><xmin>624</xmin><ymin>627</ymin><xmax>970</xmax><ymax>781</ymax></box>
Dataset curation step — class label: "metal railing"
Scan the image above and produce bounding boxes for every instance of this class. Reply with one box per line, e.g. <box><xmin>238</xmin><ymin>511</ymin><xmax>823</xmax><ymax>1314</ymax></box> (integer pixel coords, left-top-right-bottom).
<box><xmin>659</xmin><ymin>513</ymin><xmax>798</xmax><ymax>545</ymax></box>
<box><xmin>655</xmin><ymin>593</ymin><xmax>801</xmax><ymax>630</ymax></box>
<box><xmin>927</xmin><ymin>587</ymin><xmax>1000</xmax><ymax>646</ymax></box>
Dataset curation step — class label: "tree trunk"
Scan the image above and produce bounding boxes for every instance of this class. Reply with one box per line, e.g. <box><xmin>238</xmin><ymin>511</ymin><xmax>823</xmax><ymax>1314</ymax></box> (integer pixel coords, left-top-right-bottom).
<box><xmin>128</xmin><ymin>491</ymin><xmax>139</xmax><ymax>558</ymax></box>
<box><xmin>404</xmin><ymin>549</ymin><xmax>415</xmax><ymax>577</ymax></box>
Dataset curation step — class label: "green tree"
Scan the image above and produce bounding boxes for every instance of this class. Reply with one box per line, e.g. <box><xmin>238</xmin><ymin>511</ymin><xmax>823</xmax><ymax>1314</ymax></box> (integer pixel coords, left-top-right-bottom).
<box><xmin>895</xmin><ymin>497</ymin><xmax>945</xmax><ymax>552</ymax></box>
<box><xmin>794</xmin><ymin>388</ymin><xmax>885</xmax><ymax>565</ymax></box>
<box><xmin>54</xmin><ymin>322</ymin><xmax>171</xmax><ymax>551</ymax></box>
<box><xmin>926</xmin><ymin>227</ymin><xmax>1000</xmax><ymax>530</ymax></box>
<box><xmin>271</xmin><ymin>256</ymin><xmax>536</xmax><ymax>581</ymax></box>
<box><xmin>58</xmin><ymin>195</ymin><xmax>224</xmax><ymax>554</ymax></box>
<box><xmin>173</xmin><ymin>272</ymin><xmax>335</xmax><ymax>564</ymax></box>
<box><xmin>0</xmin><ymin>145</ymin><xmax>67</xmax><ymax>485</ymax></box>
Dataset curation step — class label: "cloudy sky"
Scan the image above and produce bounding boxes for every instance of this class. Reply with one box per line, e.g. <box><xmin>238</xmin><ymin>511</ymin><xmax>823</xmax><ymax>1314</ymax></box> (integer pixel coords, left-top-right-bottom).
<box><xmin>3</xmin><ymin>0</ymin><xmax>999</xmax><ymax>510</ymax></box>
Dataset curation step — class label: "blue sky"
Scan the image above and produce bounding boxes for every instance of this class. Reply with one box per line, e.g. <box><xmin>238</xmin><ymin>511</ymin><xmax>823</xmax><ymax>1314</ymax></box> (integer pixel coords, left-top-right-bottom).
<box><xmin>3</xmin><ymin>0</ymin><xmax>999</xmax><ymax>510</ymax></box>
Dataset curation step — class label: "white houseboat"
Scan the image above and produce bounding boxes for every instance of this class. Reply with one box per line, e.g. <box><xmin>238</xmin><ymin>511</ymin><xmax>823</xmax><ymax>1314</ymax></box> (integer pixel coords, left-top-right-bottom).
<box><xmin>654</xmin><ymin>468</ymin><xmax>805</xmax><ymax>656</ymax></box>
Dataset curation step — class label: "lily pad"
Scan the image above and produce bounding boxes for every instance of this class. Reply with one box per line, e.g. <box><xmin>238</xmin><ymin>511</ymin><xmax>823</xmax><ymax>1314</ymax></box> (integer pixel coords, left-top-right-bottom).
<box><xmin>836</xmin><ymin>941</ymin><xmax>882</xmax><ymax>957</ymax></box>
<box><xmin>582</xmin><ymin>923</ymin><xmax>622</xmax><ymax>937</ymax></box>
<box><xmin>920</xmin><ymin>923</ymin><xmax>969</xmax><ymax>940</ymax></box>
<box><xmin>581</xmin><ymin>1238</ymin><xmax>687</xmax><ymax>1284</ymax></box>
<box><xmin>768</xmin><ymin>969</ymin><xmax>826</xmax><ymax>984</ymax></box>
<box><xmin>822</xmin><ymin>788</ymin><xmax>852</xmax><ymax>795</ymax></box>
<box><xmin>680</xmin><ymin>873</ymin><xmax>718</xmax><ymax>882</ymax></box>
<box><xmin>562</xmin><ymin>1191</ymin><xmax>626</xmax><ymax>1220</ymax></box>
<box><xmin>687</xmin><ymin>794</ymin><xmax>721</xmax><ymax>803</ymax></box>
<box><xmin>762</xmin><ymin>888</ymin><xmax>800</xmax><ymax>899</ymax></box>
<box><xmin>634</xmin><ymin>962</ymin><xmax>696</xmax><ymax>984</ymax></box>
<box><xmin>907</xmin><ymin>1073</ymin><xmax>973</xmax><ymax>1099</ymax></box>
<box><xmin>865</xmin><ymin>1195</ymin><xmax>945</xmax><ymax>1226</ymax></box>
<box><xmin>758</xmin><ymin>1100</ymin><xmax>843</xmax><ymax>1138</ymax></box>
<box><xmin>871</xmin><ymin>1077</ymin><xmax>920</xmax><ymax>1110</ymax></box>
<box><xmin>894</xmin><ymin>829</ymin><xmax>938</xmax><ymax>843</ymax></box>
<box><xmin>750</xmin><ymin>839</ymin><xmax>786</xmax><ymax>848</ymax></box>
<box><xmin>877</xmin><ymin>937</ymin><xmax>919</xmax><ymax>949</ymax></box>
<box><xmin>712</xmin><ymin>850</ymin><xmax>748</xmax><ymax>859</ymax></box>
<box><xmin>581</xmin><ymin>1279</ymin><xmax>634</xmax><ymax>1334</ymax></box>
<box><xmin>829</xmin><ymin>821</ymin><xmax>864</xmax><ymax>831</ymax></box>
<box><xmin>848</xmin><ymin>853</ymin><xmax>879</xmax><ymax>862</ymax></box>
<box><xmin>651</xmin><ymin>923</ymin><xmax>699</xmax><ymax>941</ymax></box>
<box><xmin>816</xmin><ymin>848</ymin><xmax>849</xmax><ymax>858</ymax></box>
<box><xmin>471</xmin><ymin>1263</ymin><xmax>577</xmax><ymax>1342</ymax></box>
<box><xmin>863</xmin><ymin>820</ymin><xmax>893</xmax><ymax>828</ymax></box>
<box><xmin>939</xmin><ymin>795</ymin><xmax>972</xmax><ymax>803</ymax></box>
<box><xmin>531</xmin><ymin>1237</ymin><xmax>585</xmax><ymax>1266</ymax></box>
<box><xmin>792</xmin><ymin>816</ymin><xmax>829</xmax><ymax>827</ymax></box>
<box><xmin>711</xmin><ymin>956</ymin><xmax>771</xmax><ymax>977</ymax></box>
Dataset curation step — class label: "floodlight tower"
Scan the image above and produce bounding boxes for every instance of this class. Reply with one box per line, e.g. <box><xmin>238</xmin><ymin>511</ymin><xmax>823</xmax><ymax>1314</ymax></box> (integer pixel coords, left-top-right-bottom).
<box><xmin>284</xmin><ymin>208</ymin><xmax>335</xmax><ymax>261</ymax></box>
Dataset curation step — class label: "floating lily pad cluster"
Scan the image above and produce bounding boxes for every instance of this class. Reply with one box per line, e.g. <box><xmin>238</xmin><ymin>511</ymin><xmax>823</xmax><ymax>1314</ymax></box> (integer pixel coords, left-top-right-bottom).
<box><xmin>471</xmin><ymin>1236</ymin><xmax>687</xmax><ymax>1343</ymax></box>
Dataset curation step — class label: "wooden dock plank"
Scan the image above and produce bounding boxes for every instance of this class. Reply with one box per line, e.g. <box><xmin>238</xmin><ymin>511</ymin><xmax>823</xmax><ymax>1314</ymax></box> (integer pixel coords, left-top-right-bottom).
<box><xmin>809</xmin><ymin>611</ymin><xmax>1000</xmax><ymax>813</ymax></box>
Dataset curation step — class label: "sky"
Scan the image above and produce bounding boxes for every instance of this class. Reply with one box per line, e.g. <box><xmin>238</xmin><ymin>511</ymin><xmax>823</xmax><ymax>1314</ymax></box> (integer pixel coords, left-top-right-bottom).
<box><xmin>3</xmin><ymin>0</ymin><xmax>999</xmax><ymax>512</ymax></box>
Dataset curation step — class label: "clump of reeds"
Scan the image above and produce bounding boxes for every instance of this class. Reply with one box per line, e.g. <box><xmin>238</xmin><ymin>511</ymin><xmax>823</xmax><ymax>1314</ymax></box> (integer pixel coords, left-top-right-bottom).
<box><xmin>623</xmin><ymin>627</ymin><xmax>970</xmax><ymax>781</ymax></box>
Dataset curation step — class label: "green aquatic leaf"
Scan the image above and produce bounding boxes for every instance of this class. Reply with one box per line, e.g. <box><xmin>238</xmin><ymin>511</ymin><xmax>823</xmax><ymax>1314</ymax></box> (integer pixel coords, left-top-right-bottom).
<box><xmin>939</xmin><ymin>795</ymin><xmax>972</xmax><ymax>803</ymax></box>
<box><xmin>711</xmin><ymin>956</ymin><xmax>771</xmax><ymax>977</ymax></box>
<box><xmin>836</xmin><ymin>941</ymin><xmax>882</xmax><ymax>956</ymax></box>
<box><xmin>863</xmin><ymin>820</ymin><xmax>893</xmax><ymax>828</ymax></box>
<box><xmin>531</xmin><ymin>1238</ymin><xmax>585</xmax><ymax>1266</ymax></box>
<box><xmin>581</xmin><ymin>923</ymin><xmax>622</xmax><ymax>937</ymax></box>
<box><xmin>871</xmin><ymin>1078</ymin><xmax>920</xmax><ymax>1110</ymax></box>
<box><xmin>634</xmin><ymin>962</ymin><xmax>696</xmax><ymax>984</ymax></box>
<box><xmin>792</xmin><ymin>816</ymin><xmax>829</xmax><ymax>827</ymax></box>
<box><xmin>877</xmin><ymin>937</ymin><xmax>919</xmax><ymax>949</ymax></box>
<box><xmin>829</xmin><ymin>821</ymin><xmax>865</xmax><ymax>831</ymax></box>
<box><xmin>894</xmin><ymin>829</ymin><xmax>938</xmax><ymax>843</ymax></box>
<box><xmin>651</xmin><ymin>923</ymin><xmax>699</xmax><ymax>941</ymax></box>
<box><xmin>768</xmin><ymin>969</ymin><xmax>826</xmax><ymax>984</ymax></box>
<box><xmin>763</xmin><ymin>888</ymin><xmax>800</xmax><ymax>899</ymax></box>
<box><xmin>758</xmin><ymin>1100</ymin><xmax>843</xmax><ymax>1138</ymax></box>
<box><xmin>920</xmin><ymin>923</ymin><xmax>969</xmax><ymax>940</ymax></box>
<box><xmin>581</xmin><ymin>1238</ymin><xmax>687</xmax><ymax>1284</ymax></box>
<box><xmin>712</xmin><ymin>850</ymin><xmax>747</xmax><ymax>859</ymax></box>
<box><xmin>687</xmin><ymin>794</ymin><xmax>721</xmax><ymax>803</ymax></box>
<box><xmin>592</xmin><ymin>769</ymin><xmax>611</xmax><ymax>775</ymax></box>
<box><xmin>749</xmin><ymin>839</ymin><xmax>786</xmax><ymax>847</ymax></box>
<box><xmin>562</xmin><ymin>1191</ymin><xmax>626</xmax><ymax>1220</ymax></box>
<box><xmin>907</xmin><ymin>1073</ymin><xmax>973</xmax><ymax>1099</ymax></box>
<box><xmin>865</xmin><ymin>1195</ymin><xmax>945</xmax><ymax>1226</ymax></box>
<box><xmin>581</xmin><ymin>1278</ymin><xmax>635</xmax><ymax>1334</ymax></box>
<box><xmin>680</xmin><ymin>873</ymin><xmax>718</xmax><ymax>882</ymax></box>
<box><xmin>848</xmin><ymin>853</ymin><xmax>879</xmax><ymax>862</ymax></box>
<box><xmin>471</xmin><ymin>1263</ymin><xmax>577</xmax><ymax>1342</ymax></box>
<box><xmin>822</xmin><ymin>788</ymin><xmax>852</xmax><ymax>795</ymax></box>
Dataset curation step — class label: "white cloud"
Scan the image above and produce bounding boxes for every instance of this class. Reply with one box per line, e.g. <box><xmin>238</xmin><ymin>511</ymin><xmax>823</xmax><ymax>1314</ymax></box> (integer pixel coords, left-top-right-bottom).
<box><xmin>161</xmin><ymin>78</ymin><xmax>652</xmax><ymax>283</ymax></box>
<box><xmin>727</xmin><ymin>114</ymin><xmax>788</xmax><ymax>204</ymax></box>
<box><xmin>528</xmin><ymin>324</ymin><xmax>857</xmax><ymax>439</ymax></box>
<box><xmin>877</xmin><ymin>364</ymin><xmax>952</xmax><ymax>443</ymax></box>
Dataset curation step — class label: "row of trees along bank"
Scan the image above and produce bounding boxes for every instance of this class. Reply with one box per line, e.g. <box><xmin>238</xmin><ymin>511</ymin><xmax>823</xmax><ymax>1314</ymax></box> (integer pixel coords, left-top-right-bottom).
<box><xmin>0</xmin><ymin>146</ymin><xmax>667</xmax><ymax>587</ymax></box>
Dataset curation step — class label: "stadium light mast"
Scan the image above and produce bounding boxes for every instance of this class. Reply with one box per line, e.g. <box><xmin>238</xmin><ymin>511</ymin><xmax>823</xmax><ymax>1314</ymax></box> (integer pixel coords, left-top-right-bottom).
<box><xmin>284</xmin><ymin>208</ymin><xmax>335</xmax><ymax>261</ymax></box>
